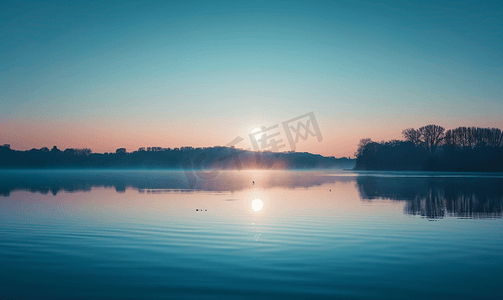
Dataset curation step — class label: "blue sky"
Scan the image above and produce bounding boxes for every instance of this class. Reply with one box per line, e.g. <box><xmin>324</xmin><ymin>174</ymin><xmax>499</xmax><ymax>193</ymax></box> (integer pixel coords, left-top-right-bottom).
<box><xmin>1</xmin><ymin>0</ymin><xmax>502</xmax><ymax>156</ymax></box>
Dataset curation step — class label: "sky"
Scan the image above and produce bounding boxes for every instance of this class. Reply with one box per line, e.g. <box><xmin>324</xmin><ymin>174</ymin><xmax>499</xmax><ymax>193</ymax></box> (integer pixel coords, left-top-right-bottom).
<box><xmin>1</xmin><ymin>0</ymin><xmax>502</xmax><ymax>157</ymax></box>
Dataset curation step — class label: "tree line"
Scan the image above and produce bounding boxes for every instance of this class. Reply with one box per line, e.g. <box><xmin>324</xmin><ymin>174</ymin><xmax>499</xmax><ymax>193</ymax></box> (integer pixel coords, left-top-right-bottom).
<box><xmin>0</xmin><ymin>144</ymin><xmax>354</xmax><ymax>170</ymax></box>
<box><xmin>355</xmin><ymin>125</ymin><xmax>503</xmax><ymax>172</ymax></box>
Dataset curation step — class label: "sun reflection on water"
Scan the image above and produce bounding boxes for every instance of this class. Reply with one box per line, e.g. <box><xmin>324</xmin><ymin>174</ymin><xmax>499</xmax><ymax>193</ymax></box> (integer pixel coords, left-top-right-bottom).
<box><xmin>251</xmin><ymin>198</ymin><xmax>263</xmax><ymax>211</ymax></box>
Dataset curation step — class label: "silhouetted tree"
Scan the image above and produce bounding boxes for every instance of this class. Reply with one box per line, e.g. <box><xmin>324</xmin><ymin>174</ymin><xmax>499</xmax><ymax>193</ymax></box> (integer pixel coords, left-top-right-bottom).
<box><xmin>402</xmin><ymin>128</ymin><xmax>422</xmax><ymax>145</ymax></box>
<box><xmin>418</xmin><ymin>124</ymin><xmax>444</xmax><ymax>152</ymax></box>
<box><xmin>354</xmin><ymin>138</ymin><xmax>373</xmax><ymax>158</ymax></box>
<box><xmin>51</xmin><ymin>146</ymin><xmax>61</xmax><ymax>153</ymax></box>
<box><xmin>445</xmin><ymin>127</ymin><xmax>503</xmax><ymax>149</ymax></box>
<box><xmin>356</xmin><ymin>125</ymin><xmax>503</xmax><ymax>172</ymax></box>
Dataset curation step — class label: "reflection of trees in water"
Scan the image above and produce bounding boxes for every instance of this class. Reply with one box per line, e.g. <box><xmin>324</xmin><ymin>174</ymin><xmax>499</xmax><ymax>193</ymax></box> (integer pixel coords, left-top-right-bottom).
<box><xmin>0</xmin><ymin>170</ymin><xmax>356</xmax><ymax>197</ymax></box>
<box><xmin>5</xmin><ymin>171</ymin><xmax>500</xmax><ymax>219</ymax></box>
<box><xmin>405</xmin><ymin>190</ymin><xmax>446</xmax><ymax>219</ymax></box>
<box><xmin>357</xmin><ymin>176</ymin><xmax>503</xmax><ymax>219</ymax></box>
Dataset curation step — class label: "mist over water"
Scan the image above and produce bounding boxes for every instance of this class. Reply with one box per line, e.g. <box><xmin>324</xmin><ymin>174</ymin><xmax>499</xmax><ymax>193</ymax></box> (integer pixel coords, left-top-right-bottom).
<box><xmin>1</xmin><ymin>170</ymin><xmax>502</xmax><ymax>299</ymax></box>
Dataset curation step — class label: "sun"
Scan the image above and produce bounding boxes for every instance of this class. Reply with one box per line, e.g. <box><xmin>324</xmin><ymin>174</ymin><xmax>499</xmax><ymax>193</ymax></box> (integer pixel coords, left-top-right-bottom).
<box><xmin>251</xmin><ymin>199</ymin><xmax>263</xmax><ymax>212</ymax></box>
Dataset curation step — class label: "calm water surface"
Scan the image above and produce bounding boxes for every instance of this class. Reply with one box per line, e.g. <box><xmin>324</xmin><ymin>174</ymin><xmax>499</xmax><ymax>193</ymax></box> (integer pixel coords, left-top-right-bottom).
<box><xmin>1</xmin><ymin>170</ymin><xmax>502</xmax><ymax>299</ymax></box>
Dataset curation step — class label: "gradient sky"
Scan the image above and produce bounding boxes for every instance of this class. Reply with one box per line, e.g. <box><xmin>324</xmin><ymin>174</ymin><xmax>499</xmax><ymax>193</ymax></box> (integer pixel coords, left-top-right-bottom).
<box><xmin>1</xmin><ymin>0</ymin><xmax>502</xmax><ymax>157</ymax></box>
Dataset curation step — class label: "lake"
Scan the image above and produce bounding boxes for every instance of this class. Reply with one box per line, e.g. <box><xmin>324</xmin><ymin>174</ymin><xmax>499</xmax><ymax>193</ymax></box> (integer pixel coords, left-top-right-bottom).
<box><xmin>1</xmin><ymin>170</ymin><xmax>502</xmax><ymax>299</ymax></box>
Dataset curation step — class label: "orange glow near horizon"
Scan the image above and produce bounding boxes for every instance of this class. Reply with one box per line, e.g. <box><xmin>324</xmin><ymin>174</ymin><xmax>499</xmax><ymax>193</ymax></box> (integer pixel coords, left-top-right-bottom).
<box><xmin>2</xmin><ymin>116</ymin><xmax>503</xmax><ymax>158</ymax></box>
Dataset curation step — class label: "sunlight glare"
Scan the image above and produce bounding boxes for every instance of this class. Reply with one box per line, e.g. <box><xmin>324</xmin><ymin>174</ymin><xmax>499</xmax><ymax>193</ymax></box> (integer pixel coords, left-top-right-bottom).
<box><xmin>251</xmin><ymin>198</ymin><xmax>263</xmax><ymax>212</ymax></box>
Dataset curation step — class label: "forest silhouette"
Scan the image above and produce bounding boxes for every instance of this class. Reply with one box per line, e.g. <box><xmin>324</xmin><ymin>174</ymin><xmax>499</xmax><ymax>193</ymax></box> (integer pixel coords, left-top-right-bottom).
<box><xmin>0</xmin><ymin>145</ymin><xmax>353</xmax><ymax>170</ymax></box>
<box><xmin>355</xmin><ymin>125</ymin><xmax>503</xmax><ymax>172</ymax></box>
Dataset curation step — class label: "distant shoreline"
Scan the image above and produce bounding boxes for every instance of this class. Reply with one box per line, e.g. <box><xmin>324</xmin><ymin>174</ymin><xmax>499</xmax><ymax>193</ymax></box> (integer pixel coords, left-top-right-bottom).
<box><xmin>355</xmin><ymin>125</ymin><xmax>503</xmax><ymax>173</ymax></box>
<box><xmin>0</xmin><ymin>145</ymin><xmax>355</xmax><ymax>170</ymax></box>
